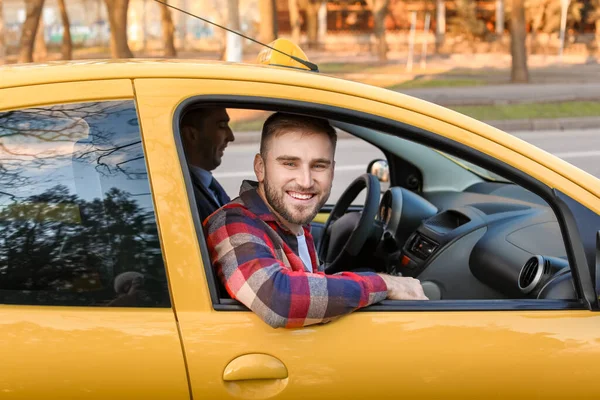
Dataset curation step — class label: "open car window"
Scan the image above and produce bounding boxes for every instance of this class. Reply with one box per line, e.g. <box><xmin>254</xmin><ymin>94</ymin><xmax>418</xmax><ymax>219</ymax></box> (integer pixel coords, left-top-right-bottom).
<box><xmin>175</xmin><ymin>103</ymin><xmax>583</xmax><ymax>311</ymax></box>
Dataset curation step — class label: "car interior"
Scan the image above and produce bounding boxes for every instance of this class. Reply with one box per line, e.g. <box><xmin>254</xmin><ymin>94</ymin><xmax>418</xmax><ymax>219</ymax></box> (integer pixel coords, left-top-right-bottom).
<box><xmin>320</xmin><ymin>121</ymin><xmax>575</xmax><ymax>302</ymax></box>
<box><xmin>178</xmin><ymin>104</ymin><xmax>581</xmax><ymax>308</ymax></box>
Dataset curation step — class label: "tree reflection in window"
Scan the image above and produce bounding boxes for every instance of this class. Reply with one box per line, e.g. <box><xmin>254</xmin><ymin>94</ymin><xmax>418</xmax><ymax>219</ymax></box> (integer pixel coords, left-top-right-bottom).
<box><xmin>0</xmin><ymin>101</ymin><xmax>169</xmax><ymax>307</ymax></box>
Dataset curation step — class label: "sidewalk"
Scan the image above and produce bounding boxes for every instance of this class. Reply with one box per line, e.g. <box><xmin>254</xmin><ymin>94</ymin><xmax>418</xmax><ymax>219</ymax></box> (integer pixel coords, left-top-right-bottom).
<box><xmin>397</xmin><ymin>83</ymin><xmax>600</xmax><ymax>107</ymax></box>
<box><xmin>485</xmin><ymin>116</ymin><xmax>600</xmax><ymax>132</ymax></box>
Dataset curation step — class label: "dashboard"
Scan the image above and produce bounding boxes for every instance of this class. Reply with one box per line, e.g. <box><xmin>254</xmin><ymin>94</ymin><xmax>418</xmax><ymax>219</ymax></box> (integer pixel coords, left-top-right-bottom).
<box><xmin>374</xmin><ymin>186</ymin><xmax>577</xmax><ymax>301</ymax></box>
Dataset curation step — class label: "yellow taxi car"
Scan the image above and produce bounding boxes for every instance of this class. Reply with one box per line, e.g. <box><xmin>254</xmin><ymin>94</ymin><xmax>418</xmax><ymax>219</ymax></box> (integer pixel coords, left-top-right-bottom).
<box><xmin>1</xmin><ymin>40</ymin><xmax>600</xmax><ymax>399</ymax></box>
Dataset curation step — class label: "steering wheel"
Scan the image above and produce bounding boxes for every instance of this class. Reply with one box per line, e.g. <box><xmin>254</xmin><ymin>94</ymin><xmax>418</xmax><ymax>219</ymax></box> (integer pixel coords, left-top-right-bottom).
<box><xmin>318</xmin><ymin>173</ymin><xmax>380</xmax><ymax>274</ymax></box>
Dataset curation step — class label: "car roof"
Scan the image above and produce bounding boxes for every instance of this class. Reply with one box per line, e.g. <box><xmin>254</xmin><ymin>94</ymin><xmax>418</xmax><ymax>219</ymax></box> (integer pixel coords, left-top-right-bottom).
<box><xmin>0</xmin><ymin>58</ymin><xmax>354</xmax><ymax>92</ymax></box>
<box><xmin>0</xmin><ymin>58</ymin><xmax>428</xmax><ymax>125</ymax></box>
<box><xmin>0</xmin><ymin>58</ymin><xmax>447</xmax><ymax>138</ymax></box>
<box><xmin>0</xmin><ymin>58</ymin><xmax>451</xmax><ymax>124</ymax></box>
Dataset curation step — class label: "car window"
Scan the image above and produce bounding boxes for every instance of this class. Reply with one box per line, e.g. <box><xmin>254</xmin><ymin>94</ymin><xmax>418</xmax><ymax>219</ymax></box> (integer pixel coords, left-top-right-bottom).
<box><xmin>222</xmin><ymin>110</ymin><xmax>386</xmax><ymax>205</ymax></box>
<box><xmin>182</xmin><ymin>104</ymin><xmax>577</xmax><ymax>309</ymax></box>
<box><xmin>0</xmin><ymin>101</ymin><xmax>170</xmax><ymax>307</ymax></box>
<box><xmin>439</xmin><ymin>151</ymin><xmax>512</xmax><ymax>183</ymax></box>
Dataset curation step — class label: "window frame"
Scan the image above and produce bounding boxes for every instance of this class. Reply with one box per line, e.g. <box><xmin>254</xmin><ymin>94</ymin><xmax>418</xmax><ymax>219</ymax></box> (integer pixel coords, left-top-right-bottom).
<box><xmin>173</xmin><ymin>95</ymin><xmax>595</xmax><ymax>312</ymax></box>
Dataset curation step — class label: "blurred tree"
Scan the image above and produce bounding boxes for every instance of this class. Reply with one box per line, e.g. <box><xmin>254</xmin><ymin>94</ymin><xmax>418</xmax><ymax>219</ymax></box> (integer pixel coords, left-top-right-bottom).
<box><xmin>225</xmin><ymin>0</ymin><xmax>242</xmax><ymax>62</ymax></box>
<box><xmin>588</xmin><ymin>0</ymin><xmax>600</xmax><ymax>44</ymax></box>
<box><xmin>288</xmin><ymin>0</ymin><xmax>301</xmax><ymax>44</ymax></box>
<box><xmin>496</xmin><ymin>0</ymin><xmax>505</xmax><ymax>34</ymax></box>
<box><xmin>207</xmin><ymin>0</ymin><xmax>226</xmax><ymax>59</ymax></box>
<box><xmin>58</xmin><ymin>0</ymin><xmax>72</xmax><ymax>60</ymax></box>
<box><xmin>317</xmin><ymin>1</ymin><xmax>327</xmax><ymax>43</ymax></box>
<box><xmin>33</xmin><ymin>10</ymin><xmax>47</xmax><ymax>61</ymax></box>
<box><xmin>140</xmin><ymin>0</ymin><xmax>147</xmax><ymax>51</ymax></box>
<box><xmin>365</xmin><ymin>0</ymin><xmax>390</xmax><ymax>61</ymax></box>
<box><xmin>0</xmin><ymin>0</ymin><xmax>5</xmax><ymax>63</ymax></box>
<box><xmin>435</xmin><ymin>0</ymin><xmax>446</xmax><ymax>52</ymax></box>
<box><xmin>511</xmin><ymin>0</ymin><xmax>529</xmax><ymax>82</ymax></box>
<box><xmin>18</xmin><ymin>0</ymin><xmax>45</xmax><ymax>63</ymax></box>
<box><xmin>306</xmin><ymin>0</ymin><xmax>324</xmax><ymax>48</ymax></box>
<box><xmin>159</xmin><ymin>0</ymin><xmax>177</xmax><ymax>57</ymax></box>
<box><xmin>105</xmin><ymin>0</ymin><xmax>134</xmax><ymax>58</ymax></box>
<box><xmin>259</xmin><ymin>0</ymin><xmax>278</xmax><ymax>43</ymax></box>
<box><xmin>448</xmin><ymin>0</ymin><xmax>486</xmax><ymax>41</ymax></box>
<box><xmin>525</xmin><ymin>0</ymin><xmax>583</xmax><ymax>55</ymax></box>
<box><xmin>179</xmin><ymin>0</ymin><xmax>188</xmax><ymax>51</ymax></box>
<box><xmin>527</xmin><ymin>0</ymin><xmax>582</xmax><ymax>34</ymax></box>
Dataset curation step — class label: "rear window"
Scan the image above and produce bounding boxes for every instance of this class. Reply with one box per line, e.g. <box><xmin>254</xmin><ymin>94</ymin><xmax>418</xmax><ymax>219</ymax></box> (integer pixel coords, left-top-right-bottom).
<box><xmin>0</xmin><ymin>101</ymin><xmax>170</xmax><ymax>307</ymax></box>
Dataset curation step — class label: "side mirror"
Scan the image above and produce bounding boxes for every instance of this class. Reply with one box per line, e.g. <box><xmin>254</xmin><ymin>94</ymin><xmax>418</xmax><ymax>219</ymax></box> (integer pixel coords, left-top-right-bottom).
<box><xmin>367</xmin><ymin>159</ymin><xmax>389</xmax><ymax>183</ymax></box>
<box><xmin>367</xmin><ymin>159</ymin><xmax>389</xmax><ymax>193</ymax></box>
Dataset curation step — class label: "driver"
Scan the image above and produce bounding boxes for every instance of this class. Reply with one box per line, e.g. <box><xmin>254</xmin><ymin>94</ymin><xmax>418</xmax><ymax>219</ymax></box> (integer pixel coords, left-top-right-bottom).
<box><xmin>203</xmin><ymin>112</ymin><xmax>427</xmax><ymax>328</ymax></box>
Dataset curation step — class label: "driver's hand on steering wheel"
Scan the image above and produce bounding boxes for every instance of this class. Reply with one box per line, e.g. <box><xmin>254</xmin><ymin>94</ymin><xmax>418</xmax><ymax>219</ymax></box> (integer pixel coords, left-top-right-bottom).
<box><xmin>377</xmin><ymin>274</ymin><xmax>429</xmax><ymax>300</ymax></box>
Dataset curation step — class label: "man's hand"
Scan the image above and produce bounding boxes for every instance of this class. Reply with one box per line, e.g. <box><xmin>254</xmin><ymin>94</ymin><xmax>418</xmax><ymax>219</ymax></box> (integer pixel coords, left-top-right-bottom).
<box><xmin>377</xmin><ymin>274</ymin><xmax>429</xmax><ymax>300</ymax></box>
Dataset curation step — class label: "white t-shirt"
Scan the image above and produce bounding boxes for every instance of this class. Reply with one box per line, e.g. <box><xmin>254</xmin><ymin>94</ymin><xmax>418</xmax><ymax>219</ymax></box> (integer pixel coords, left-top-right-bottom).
<box><xmin>296</xmin><ymin>233</ymin><xmax>313</xmax><ymax>272</ymax></box>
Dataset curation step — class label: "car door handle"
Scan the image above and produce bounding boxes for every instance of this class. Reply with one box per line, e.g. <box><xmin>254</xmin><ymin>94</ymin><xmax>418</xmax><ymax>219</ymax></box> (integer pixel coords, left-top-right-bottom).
<box><xmin>223</xmin><ymin>354</ymin><xmax>288</xmax><ymax>381</ymax></box>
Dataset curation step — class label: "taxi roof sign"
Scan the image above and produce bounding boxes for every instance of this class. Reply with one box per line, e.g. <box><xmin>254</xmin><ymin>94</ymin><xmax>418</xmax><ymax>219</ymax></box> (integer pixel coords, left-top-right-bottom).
<box><xmin>257</xmin><ymin>39</ymin><xmax>319</xmax><ymax>72</ymax></box>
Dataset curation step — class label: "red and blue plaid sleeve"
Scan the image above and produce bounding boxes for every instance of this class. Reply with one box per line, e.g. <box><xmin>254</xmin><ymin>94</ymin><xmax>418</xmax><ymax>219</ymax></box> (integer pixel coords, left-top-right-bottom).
<box><xmin>204</xmin><ymin>206</ymin><xmax>388</xmax><ymax>328</ymax></box>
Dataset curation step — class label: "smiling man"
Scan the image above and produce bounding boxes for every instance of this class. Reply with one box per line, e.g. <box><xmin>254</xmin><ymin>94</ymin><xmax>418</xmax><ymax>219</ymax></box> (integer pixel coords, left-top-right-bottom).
<box><xmin>204</xmin><ymin>112</ymin><xmax>427</xmax><ymax>328</ymax></box>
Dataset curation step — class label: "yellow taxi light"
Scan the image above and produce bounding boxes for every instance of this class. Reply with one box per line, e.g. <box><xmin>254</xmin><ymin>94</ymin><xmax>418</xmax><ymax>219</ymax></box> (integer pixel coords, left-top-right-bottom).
<box><xmin>257</xmin><ymin>39</ymin><xmax>313</xmax><ymax>71</ymax></box>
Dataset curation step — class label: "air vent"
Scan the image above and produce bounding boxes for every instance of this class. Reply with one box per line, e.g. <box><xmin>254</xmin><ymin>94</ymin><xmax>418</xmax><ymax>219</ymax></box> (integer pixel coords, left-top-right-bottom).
<box><xmin>518</xmin><ymin>256</ymin><xmax>543</xmax><ymax>293</ymax></box>
<box><xmin>518</xmin><ymin>254</ymin><xmax>561</xmax><ymax>294</ymax></box>
<box><xmin>518</xmin><ymin>255</ymin><xmax>570</xmax><ymax>295</ymax></box>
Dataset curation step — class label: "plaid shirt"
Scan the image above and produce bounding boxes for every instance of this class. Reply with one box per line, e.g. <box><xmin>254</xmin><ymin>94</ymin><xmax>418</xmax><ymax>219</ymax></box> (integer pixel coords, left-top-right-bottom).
<box><xmin>203</xmin><ymin>180</ymin><xmax>387</xmax><ymax>328</ymax></box>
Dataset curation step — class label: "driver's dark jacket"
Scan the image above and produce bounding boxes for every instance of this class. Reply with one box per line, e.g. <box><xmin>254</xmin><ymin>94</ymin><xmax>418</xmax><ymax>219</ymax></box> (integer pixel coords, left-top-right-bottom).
<box><xmin>203</xmin><ymin>180</ymin><xmax>387</xmax><ymax>328</ymax></box>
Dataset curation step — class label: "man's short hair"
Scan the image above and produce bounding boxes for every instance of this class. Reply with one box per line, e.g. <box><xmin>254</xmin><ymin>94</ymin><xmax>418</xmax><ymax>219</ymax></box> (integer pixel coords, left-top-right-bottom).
<box><xmin>260</xmin><ymin>112</ymin><xmax>337</xmax><ymax>156</ymax></box>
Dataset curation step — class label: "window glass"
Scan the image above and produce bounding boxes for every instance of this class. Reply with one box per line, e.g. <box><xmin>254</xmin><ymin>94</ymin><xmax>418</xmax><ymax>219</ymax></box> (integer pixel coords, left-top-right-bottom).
<box><xmin>0</xmin><ymin>101</ymin><xmax>170</xmax><ymax>307</ymax></box>
<box><xmin>439</xmin><ymin>151</ymin><xmax>512</xmax><ymax>183</ymax></box>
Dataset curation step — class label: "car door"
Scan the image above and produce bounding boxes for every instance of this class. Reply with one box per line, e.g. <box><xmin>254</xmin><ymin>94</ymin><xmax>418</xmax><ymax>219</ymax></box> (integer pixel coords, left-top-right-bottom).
<box><xmin>0</xmin><ymin>80</ymin><xmax>189</xmax><ymax>399</ymax></box>
<box><xmin>135</xmin><ymin>74</ymin><xmax>600</xmax><ymax>399</ymax></box>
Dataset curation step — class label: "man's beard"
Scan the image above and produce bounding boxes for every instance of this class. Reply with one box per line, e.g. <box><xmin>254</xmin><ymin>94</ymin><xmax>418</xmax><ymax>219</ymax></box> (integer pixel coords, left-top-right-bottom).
<box><xmin>263</xmin><ymin>173</ymin><xmax>330</xmax><ymax>226</ymax></box>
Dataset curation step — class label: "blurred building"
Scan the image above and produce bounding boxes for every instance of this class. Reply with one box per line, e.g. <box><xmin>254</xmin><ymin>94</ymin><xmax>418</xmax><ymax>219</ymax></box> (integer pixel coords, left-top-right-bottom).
<box><xmin>275</xmin><ymin>0</ymin><xmax>598</xmax><ymax>35</ymax></box>
<box><xmin>273</xmin><ymin>0</ymin><xmax>598</xmax><ymax>54</ymax></box>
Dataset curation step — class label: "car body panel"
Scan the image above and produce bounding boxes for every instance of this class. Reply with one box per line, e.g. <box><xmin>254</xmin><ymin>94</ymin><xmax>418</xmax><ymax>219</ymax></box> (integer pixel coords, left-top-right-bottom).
<box><xmin>168</xmin><ymin>310</ymin><xmax>600</xmax><ymax>399</ymax></box>
<box><xmin>0</xmin><ymin>307</ymin><xmax>190</xmax><ymax>399</ymax></box>
<box><xmin>134</xmin><ymin>77</ymin><xmax>600</xmax><ymax>398</ymax></box>
<box><xmin>0</xmin><ymin>80</ymin><xmax>190</xmax><ymax>399</ymax></box>
<box><xmin>2</xmin><ymin>60</ymin><xmax>600</xmax><ymax>398</ymax></box>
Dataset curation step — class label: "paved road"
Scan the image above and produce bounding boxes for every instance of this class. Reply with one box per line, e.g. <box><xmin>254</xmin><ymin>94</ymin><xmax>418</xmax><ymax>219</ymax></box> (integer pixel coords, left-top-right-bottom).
<box><xmin>215</xmin><ymin>128</ymin><xmax>600</xmax><ymax>202</ymax></box>
<box><xmin>399</xmin><ymin>83</ymin><xmax>600</xmax><ymax>106</ymax></box>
